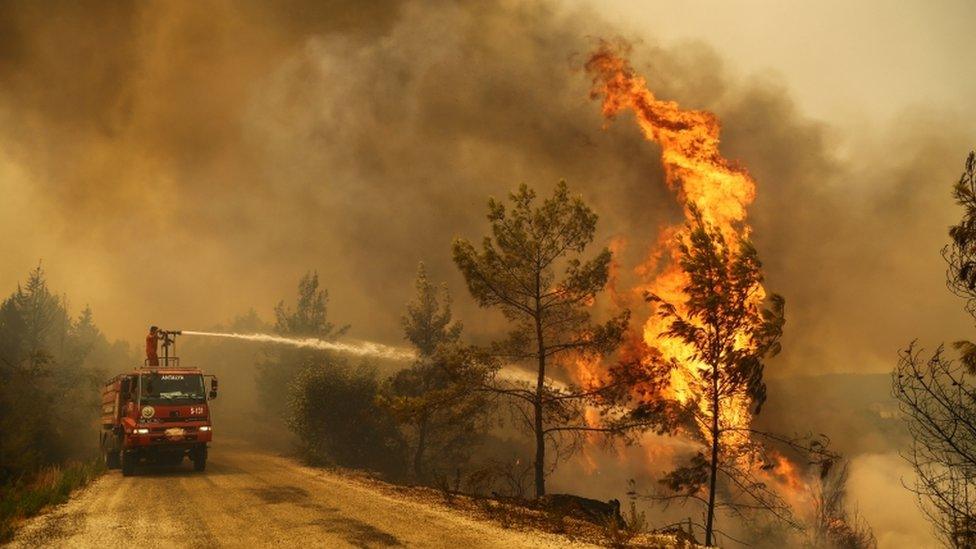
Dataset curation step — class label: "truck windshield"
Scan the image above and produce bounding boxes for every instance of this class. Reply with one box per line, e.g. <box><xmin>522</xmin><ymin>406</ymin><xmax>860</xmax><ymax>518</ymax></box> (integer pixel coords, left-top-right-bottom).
<box><xmin>140</xmin><ymin>373</ymin><xmax>205</xmax><ymax>404</ymax></box>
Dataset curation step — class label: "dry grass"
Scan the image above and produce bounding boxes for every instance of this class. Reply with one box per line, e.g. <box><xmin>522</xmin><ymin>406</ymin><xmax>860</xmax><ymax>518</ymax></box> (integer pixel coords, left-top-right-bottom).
<box><xmin>0</xmin><ymin>460</ymin><xmax>104</xmax><ymax>542</ymax></box>
<box><xmin>327</xmin><ymin>467</ymin><xmax>696</xmax><ymax>547</ymax></box>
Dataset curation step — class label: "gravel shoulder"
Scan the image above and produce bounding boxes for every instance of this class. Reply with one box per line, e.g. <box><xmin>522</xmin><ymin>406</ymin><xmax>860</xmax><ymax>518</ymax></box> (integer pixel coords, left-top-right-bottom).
<box><xmin>7</xmin><ymin>440</ymin><xmax>597</xmax><ymax>548</ymax></box>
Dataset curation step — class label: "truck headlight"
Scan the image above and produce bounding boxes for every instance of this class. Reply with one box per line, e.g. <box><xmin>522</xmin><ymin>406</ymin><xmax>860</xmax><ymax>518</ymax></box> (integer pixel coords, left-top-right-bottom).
<box><xmin>134</xmin><ymin>428</ymin><xmax>149</xmax><ymax>435</ymax></box>
<box><xmin>199</xmin><ymin>426</ymin><xmax>211</xmax><ymax>432</ymax></box>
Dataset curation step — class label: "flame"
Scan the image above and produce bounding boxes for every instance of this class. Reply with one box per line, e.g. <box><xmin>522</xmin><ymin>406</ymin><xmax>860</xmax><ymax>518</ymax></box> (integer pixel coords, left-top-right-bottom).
<box><xmin>769</xmin><ymin>452</ymin><xmax>805</xmax><ymax>494</ymax></box>
<box><xmin>586</xmin><ymin>43</ymin><xmax>754</xmax><ymax>236</ymax></box>
<box><xmin>763</xmin><ymin>450</ymin><xmax>813</xmax><ymax>516</ymax></box>
<box><xmin>570</xmin><ymin>353</ymin><xmax>606</xmax><ymax>474</ymax></box>
<box><xmin>585</xmin><ymin>41</ymin><xmax>762</xmax><ymax>443</ymax></box>
<box><xmin>582</xmin><ymin>40</ymin><xmax>807</xmax><ymax>506</ymax></box>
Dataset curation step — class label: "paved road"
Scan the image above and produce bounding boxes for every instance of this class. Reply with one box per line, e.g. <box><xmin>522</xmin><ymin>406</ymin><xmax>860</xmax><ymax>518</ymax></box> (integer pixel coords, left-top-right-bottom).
<box><xmin>9</xmin><ymin>441</ymin><xmax>589</xmax><ymax>548</ymax></box>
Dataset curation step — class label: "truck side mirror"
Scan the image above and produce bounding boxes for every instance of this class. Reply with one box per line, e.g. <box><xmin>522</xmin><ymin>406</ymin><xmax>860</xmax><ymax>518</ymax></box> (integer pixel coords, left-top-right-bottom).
<box><xmin>209</xmin><ymin>378</ymin><xmax>218</xmax><ymax>400</ymax></box>
<box><xmin>120</xmin><ymin>377</ymin><xmax>131</xmax><ymax>396</ymax></box>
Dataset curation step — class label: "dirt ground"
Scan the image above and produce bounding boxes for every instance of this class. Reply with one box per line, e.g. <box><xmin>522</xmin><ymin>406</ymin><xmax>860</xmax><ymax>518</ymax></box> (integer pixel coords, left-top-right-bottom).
<box><xmin>8</xmin><ymin>440</ymin><xmax>597</xmax><ymax>548</ymax></box>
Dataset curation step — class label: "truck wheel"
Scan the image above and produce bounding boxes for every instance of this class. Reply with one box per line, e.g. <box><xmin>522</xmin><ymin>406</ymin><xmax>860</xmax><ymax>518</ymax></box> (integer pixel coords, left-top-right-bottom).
<box><xmin>121</xmin><ymin>451</ymin><xmax>136</xmax><ymax>477</ymax></box>
<box><xmin>192</xmin><ymin>447</ymin><xmax>207</xmax><ymax>472</ymax></box>
<box><xmin>105</xmin><ymin>446</ymin><xmax>121</xmax><ymax>469</ymax></box>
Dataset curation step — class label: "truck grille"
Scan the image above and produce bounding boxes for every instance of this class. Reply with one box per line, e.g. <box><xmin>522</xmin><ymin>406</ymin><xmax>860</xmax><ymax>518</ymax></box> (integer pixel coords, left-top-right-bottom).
<box><xmin>149</xmin><ymin>425</ymin><xmax>203</xmax><ymax>433</ymax></box>
<box><xmin>145</xmin><ymin>435</ymin><xmax>199</xmax><ymax>444</ymax></box>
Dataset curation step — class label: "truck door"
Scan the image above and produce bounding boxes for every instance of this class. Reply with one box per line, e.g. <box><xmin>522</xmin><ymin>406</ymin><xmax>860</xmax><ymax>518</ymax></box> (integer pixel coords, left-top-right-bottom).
<box><xmin>119</xmin><ymin>376</ymin><xmax>135</xmax><ymax>419</ymax></box>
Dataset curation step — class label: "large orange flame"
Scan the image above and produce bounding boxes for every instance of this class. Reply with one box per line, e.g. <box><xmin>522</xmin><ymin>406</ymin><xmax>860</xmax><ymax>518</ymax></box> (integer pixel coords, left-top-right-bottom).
<box><xmin>585</xmin><ymin>41</ymin><xmax>760</xmax><ymax>439</ymax></box>
<box><xmin>583</xmin><ymin>41</ymin><xmax>806</xmax><ymax>495</ymax></box>
<box><xmin>586</xmin><ymin>43</ymin><xmax>755</xmax><ymax>236</ymax></box>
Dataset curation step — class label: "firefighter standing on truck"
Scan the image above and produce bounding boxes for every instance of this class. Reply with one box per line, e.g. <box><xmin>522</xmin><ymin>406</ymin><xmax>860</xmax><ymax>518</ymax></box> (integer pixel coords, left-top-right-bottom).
<box><xmin>146</xmin><ymin>326</ymin><xmax>160</xmax><ymax>366</ymax></box>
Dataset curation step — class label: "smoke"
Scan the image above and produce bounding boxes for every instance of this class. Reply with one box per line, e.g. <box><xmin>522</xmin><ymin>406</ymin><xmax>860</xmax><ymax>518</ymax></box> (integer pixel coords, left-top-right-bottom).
<box><xmin>846</xmin><ymin>453</ymin><xmax>933</xmax><ymax>548</ymax></box>
<box><xmin>0</xmin><ymin>1</ymin><xmax>970</xmax><ymax>381</ymax></box>
<box><xmin>182</xmin><ymin>330</ymin><xmax>415</xmax><ymax>361</ymax></box>
<box><xmin>0</xmin><ymin>2</ymin><xmax>971</xmax><ymax>544</ymax></box>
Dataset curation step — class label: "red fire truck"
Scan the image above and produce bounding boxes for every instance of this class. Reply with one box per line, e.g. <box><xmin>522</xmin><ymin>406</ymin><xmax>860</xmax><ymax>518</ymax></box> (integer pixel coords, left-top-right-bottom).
<box><xmin>100</xmin><ymin>330</ymin><xmax>218</xmax><ymax>476</ymax></box>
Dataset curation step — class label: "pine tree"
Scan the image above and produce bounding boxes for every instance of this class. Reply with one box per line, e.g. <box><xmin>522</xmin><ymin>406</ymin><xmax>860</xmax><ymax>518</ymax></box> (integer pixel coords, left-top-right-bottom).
<box><xmin>257</xmin><ymin>271</ymin><xmax>349</xmax><ymax>419</ymax></box>
<box><xmin>0</xmin><ymin>266</ymin><xmax>131</xmax><ymax>484</ymax></box>
<box><xmin>383</xmin><ymin>263</ymin><xmax>490</xmax><ymax>481</ymax></box>
<box><xmin>453</xmin><ymin>181</ymin><xmax>629</xmax><ymax>497</ymax></box>
<box><xmin>650</xmin><ymin>207</ymin><xmax>785</xmax><ymax>546</ymax></box>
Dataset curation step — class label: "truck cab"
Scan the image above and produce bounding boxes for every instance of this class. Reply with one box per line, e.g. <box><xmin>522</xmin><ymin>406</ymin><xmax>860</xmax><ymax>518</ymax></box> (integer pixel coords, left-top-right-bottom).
<box><xmin>101</xmin><ymin>358</ymin><xmax>218</xmax><ymax>476</ymax></box>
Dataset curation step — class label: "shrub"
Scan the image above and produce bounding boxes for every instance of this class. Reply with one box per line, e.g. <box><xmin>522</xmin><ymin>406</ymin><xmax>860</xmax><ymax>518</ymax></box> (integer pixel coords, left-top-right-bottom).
<box><xmin>288</xmin><ymin>359</ymin><xmax>406</xmax><ymax>476</ymax></box>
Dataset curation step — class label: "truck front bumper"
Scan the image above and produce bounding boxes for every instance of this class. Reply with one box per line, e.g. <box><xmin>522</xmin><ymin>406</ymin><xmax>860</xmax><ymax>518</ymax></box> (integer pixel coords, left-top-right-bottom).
<box><xmin>125</xmin><ymin>425</ymin><xmax>212</xmax><ymax>448</ymax></box>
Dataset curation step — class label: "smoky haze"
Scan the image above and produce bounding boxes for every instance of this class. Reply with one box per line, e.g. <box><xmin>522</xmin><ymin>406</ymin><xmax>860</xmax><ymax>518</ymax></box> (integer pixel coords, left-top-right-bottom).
<box><xmin>4</xmin><ymin>2</ymin><xmax>974</xmax><ymax>547</ymax></box>
<box><xmin>0</xmin><ymin>0</ymin><xmax>971</xmax><ymax>380</ymax></box>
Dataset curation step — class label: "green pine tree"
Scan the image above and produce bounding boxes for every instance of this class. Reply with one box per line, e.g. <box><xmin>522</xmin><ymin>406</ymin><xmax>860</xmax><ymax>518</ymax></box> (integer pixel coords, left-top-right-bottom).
<box><xmin>453</xmin><ymin>181</ymin><xmax>629</xmax><ymax>497</ymax></box>
<box><xmin>382</xmin><ymin>263</ymin><xmax>491</xmax><ymax>481</ymax></box>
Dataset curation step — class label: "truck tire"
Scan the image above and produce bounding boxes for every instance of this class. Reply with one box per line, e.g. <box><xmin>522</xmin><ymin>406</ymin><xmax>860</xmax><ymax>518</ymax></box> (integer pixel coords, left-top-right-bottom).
<box><xmin>192</xmin><ymin>447</ymin><xmax>207</xmax><ymax>472</ymax></box>
<box><xmin>105</xmin><ymin>446</ymin><xmax>121</xmax><ymax>469</ymax></box>
<box><xmin>121</xmin><ymin>451</ymin><xmax>136</xmax><ymax>477</ymax></box>
<box><xmin>103</xmin><ymin>434</ymin><xmax>121</xmax><ymax>469</ymax></box>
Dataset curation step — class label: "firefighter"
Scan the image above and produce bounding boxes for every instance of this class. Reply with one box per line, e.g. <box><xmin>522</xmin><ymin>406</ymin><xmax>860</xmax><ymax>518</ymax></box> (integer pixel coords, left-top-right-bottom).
<box><xmin>146</xmin><ymin>326</ymin><xmax>160</xmax><ymax>366</ymax></box>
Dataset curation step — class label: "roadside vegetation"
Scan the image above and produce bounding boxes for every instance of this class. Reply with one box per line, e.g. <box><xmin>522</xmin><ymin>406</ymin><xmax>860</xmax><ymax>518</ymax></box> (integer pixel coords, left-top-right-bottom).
<box><xmin>246</xmin><ymin>182</ymin><xmax>866</xmax><ymax>547</ymax></box>
<box><xmin>0</xmin><ymin>266</ymin><xmax>132</xmax><ymax>542</ymax></box>
<box><xmin>3</xmin><ymin>183</ymin><xmax>879</xmax><ymax>547</ymax></box>
<box><xmin>0</xmin><ymin>459</ymin><xmax>104</xmax><ymax>541</ymax></box>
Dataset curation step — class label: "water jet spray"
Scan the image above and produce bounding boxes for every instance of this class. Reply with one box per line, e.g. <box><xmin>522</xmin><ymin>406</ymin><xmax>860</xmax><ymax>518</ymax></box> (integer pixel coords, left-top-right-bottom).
<box><xmin>180</xmin><ymin>330</ymin><xmax>416</xmax><ymax>361</ymax></box>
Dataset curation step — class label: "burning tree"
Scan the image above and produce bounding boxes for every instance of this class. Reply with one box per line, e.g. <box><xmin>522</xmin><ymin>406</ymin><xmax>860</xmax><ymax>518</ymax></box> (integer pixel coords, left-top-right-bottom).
<box><xmin>585</xmin><ymin>42</ymin><xmax>840</xmax><ymax>546</ymax></box>
<box><xmin>649</xmin><ymin>208</ymin><xmax>788</xmax><ymax>546</ymax></box>
<box><xmin>382</xmin><ymin>263</ymin><xmax>493</xmax><ymax>481</ymax></box>
<box><xmin>894</xmin><ymin>151</ymin><xmax>976</xmax><ymax>548</ymax></box>
<box><xmin>452</xmin><ymin>181</ymin><xmax>631</xmax><ymax>498</ymax></box>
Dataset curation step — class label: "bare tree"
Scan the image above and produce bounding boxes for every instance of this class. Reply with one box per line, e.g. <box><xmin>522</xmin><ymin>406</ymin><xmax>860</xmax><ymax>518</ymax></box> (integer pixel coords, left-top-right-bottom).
<box><xmin>894</xmin><ymin>150</ymin><xmax>976</xmax><ymax>547</ymax></box>
<box><xmin>894</xmin><ymin>345</ymin><xmax>976</xmax><ymax>547</ymax></box>
<box><xmin>810</xmin><ymin>460</ymin><xmax>877</xmax><ymax>549</ymax></box>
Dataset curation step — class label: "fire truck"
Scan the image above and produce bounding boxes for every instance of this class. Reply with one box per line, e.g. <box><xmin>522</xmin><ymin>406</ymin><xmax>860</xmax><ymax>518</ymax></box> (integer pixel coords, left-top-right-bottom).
<box><xmin>100</xmin><ymin>330</ymin><xmax>218</xmax><ymax>476</ymax></box>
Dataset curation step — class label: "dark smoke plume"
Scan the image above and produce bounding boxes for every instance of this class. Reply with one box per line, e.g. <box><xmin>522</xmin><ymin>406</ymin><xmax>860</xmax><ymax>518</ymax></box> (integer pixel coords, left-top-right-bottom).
<box><xmin>1</xmin><ymin>2</ymin><xmax>968</xmax><ymax>380</ymax></box>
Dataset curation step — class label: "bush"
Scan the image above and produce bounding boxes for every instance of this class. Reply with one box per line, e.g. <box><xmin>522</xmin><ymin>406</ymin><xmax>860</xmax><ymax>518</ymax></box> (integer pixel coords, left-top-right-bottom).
<box><xmin>288</xmin><ymin>359</ymin><xmax>406</xmax><ymax>476</ymax></box>
<box><xmin>602</xmin><ymin>499</ymin><xmax>647</xmax><ymax>548</ymax></box>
